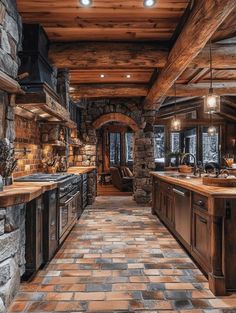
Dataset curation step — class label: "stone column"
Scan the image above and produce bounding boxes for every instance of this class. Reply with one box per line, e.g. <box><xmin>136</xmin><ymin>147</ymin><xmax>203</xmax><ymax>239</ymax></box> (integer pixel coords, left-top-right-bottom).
<box><xmin>133</xmin><ymin>110</ymin><xmax>156</xmax><ymax>204</ymax></box>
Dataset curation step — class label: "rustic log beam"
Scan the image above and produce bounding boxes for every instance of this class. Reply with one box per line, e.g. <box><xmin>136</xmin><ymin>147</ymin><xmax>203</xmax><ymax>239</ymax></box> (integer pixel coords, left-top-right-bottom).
<box><xmin>166</xmin><ymin>83</ymin><xmax>236</xmax><ymax>97</ymax></box>
<box><xmin>217</xmin><ymin>104</ymin><xmax>236</xmax><ymax>121</ymax></box>
<box><xmin>49</xmin><ymin>42</ymin><xmax>236</xmax><ymax>70</ymax></box>
<box><xmin>70</xmin><ymin>84</ymin><xmax>148</xmax><ymax>99</ymax></box>
<box><xmin>157</xmin><ymin>100</ymin><xmax>201</xmax><ymax>118</ymax></box>
<box><xmin>49</xmin><ymin>42</ymin><xmax>168</xmax><ymax>69</ymax></box>
<box><xmin>145</xmin><ymin>0</ymin><xmax>236</xmax><ymax>109</ymax></box>
<box><xmin>155</xmin><ymin>118</ymin><xmax>224</xmax><ymax>125</ymax></box>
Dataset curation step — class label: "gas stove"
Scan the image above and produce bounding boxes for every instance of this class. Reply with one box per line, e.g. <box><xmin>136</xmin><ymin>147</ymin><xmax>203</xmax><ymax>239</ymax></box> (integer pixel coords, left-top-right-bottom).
<box><xmin>15</xmin><ymin>173</ymin><xmax>74</xmax><ymax>182</ymax></box>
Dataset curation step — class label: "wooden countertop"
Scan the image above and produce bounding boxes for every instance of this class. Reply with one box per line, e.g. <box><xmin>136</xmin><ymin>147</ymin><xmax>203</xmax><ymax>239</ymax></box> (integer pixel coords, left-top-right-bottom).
<box><xmin>67</xmin><ymin>166</ymin><xmax>96</xmax><ymax>175</ymax></box>
<box><xmin>0</xmin><ymin>181</ymin><xmax>57</xmax><ymax>207</ymax></box>
<box><xmin>0</xmin><ymin>167</ymin><xmax>96</xmax><ymax>207</ymax></box>
<box><xmin>151</xmin><ymin>171</ymin><xmax>236</xmax><ymax>198</ymax></box>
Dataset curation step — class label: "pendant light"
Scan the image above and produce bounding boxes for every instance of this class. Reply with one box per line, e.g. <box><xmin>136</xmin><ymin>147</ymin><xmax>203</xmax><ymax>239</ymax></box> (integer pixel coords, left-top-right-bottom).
<box><xmin>204</xmin><ymin>40</ymin><xmax>220</xmax><ymax>114</ymax></box>
<box><xmin>171</xmin><ymin>82</ymin><xmax>181</xmax><ymax>132</ymax></box>
<box><xmin>207</xmin><ymin>113</ymin><xmax>217</xmax><ymax>136</ymax></box>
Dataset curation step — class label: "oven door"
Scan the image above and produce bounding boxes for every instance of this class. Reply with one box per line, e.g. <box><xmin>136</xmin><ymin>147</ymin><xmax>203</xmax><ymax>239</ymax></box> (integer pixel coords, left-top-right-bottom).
<box><xmin>59</xmin><ymin>190</ymin><xmax>80</xmax><ymax>242</ymax></box>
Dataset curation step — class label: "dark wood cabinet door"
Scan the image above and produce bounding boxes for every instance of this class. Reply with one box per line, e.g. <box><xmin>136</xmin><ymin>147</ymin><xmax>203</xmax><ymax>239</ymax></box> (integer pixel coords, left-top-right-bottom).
<box><xmin>192</xmin><ymin>208</ymin><xmax>210</xmax><ymax>270</ymax></box>
<box><xmin>165</xmin><ymin>195</ymin><xmax>174</xmax><ymax>226</ymax></box>
<box><xmin>173</xmin><ymin>187</ymin><xmax>191</xmax><ymax>246</ymax></box>
<box><xmin>36</xmin><ymin>197</ymin><xmax>43</xmax><ymax>270</ymax></box>
<box><xmin>152</xmin><ymin>179</ymin><xmax>160</xmax><ymax>214</ymax></box>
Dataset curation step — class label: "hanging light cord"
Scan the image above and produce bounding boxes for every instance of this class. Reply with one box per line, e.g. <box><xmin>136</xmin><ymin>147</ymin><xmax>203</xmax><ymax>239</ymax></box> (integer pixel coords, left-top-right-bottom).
<box><xmin>210</xmin><ymin>40</ymin><xmax>213</xmax><ymax>91</ymax></box>
<box><xmin>174</xmin><ymin>82</ymin><xmax>177</xmax><ymax>118</ymax></box>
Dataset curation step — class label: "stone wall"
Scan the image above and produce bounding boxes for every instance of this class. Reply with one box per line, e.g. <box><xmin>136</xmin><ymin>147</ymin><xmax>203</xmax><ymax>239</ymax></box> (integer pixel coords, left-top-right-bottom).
<box><xmin>0</xmin><ymin>0</ymin><xmax>22</xmax><ymax>143</ymax></box>
<box><xmin>75</xmin><ymin>98</ymin><xmax>155</xmax><ymax>204</ymax></box>
<box><xmin>133</xmin><ymin>110</ymin><xmax>156</xmax><ymax>204</ymax></box>
<box><xmin>0</xmin><ymin>204</ymin><xmax>26</xmax><ymax>313</ymax></box>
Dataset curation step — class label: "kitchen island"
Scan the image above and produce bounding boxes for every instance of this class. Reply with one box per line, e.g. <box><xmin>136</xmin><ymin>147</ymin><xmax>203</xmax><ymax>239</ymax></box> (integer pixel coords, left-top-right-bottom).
<box><xmin>151</xmin><ymin>171</ymin><xmax>236</xmax><ymax>296</ymax></box>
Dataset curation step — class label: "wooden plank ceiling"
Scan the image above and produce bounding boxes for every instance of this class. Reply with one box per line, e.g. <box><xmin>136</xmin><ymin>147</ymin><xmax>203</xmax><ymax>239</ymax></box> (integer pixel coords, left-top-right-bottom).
<box><xmin>17</xmin><ymin>0</ymin><xmax>236</xmax><ymax>108</ymax></box>
<box><xmin>17</xmin><ymin>0</ymin><xmax>189</xmax><ymax>42</ymax></box>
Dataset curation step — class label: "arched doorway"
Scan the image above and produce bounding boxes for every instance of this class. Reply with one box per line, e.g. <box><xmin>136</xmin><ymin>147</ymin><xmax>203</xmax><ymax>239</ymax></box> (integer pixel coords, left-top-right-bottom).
<box><xmin>92</xmin><ymin>113</ymin><xmax>139</xmax><ymax>132</ymax></box>
<box><xmin>93</xmin><ymin>113</ymin><xmax>138</xmax><ymax>195</ymax></box>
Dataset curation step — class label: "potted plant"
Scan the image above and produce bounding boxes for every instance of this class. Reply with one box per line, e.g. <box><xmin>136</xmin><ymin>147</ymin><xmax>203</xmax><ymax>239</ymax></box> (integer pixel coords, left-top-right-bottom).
<box><xmin>165</xmin><ymin>151</ymin><xmax>184</xmax><ymax>167</ymax></box>
<box><xmin>0</xmin><ymin>138</ymin><xmax>18</xmax><ymax>187</ymax></box>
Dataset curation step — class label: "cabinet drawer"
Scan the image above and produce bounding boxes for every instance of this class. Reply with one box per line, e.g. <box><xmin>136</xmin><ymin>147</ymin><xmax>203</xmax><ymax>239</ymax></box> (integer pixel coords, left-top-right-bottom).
<box><xmin>193</xmin><ymin>193</ymin><xmax>208</xmax><ymax>211</ymax></box>
<box><xmin>160</xmin><ymin>181</ymin><xmax>173</xmax><ymax>193</ymax></box>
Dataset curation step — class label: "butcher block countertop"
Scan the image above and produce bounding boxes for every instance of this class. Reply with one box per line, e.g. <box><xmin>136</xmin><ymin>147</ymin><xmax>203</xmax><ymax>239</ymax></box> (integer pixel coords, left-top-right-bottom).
<box><xmin>0</xmin><ymin>167</ymin><xmax>97</xmax><ymax>207</ymax></box>
<box><xmin>67</xmin><ymin>166</ymin><xmax>96</xmax><ymax>175</ymax></box>
<box><xmin>0</xmin><ymin>181</ymin><xmax>57</xmax><ymax>207</ymax></box>
<box><xmin>151</xmin><ymin>171</ymin><xmax>236</xmax><ymax>198</ymax></box>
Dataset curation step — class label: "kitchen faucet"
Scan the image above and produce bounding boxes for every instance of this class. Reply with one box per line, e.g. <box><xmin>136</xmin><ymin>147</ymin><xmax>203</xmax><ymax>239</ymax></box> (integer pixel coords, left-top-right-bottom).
<box><xmin>181</xmin><ymin>153</ymin><xmax>198</xmax><ymax>176</ymax></box>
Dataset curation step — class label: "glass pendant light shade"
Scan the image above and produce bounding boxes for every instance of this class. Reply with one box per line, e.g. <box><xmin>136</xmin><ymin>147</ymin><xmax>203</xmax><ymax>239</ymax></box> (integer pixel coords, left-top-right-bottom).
<box><xmin>204</xmin><ymin>40</ymin><xmax>221</xmax><ymax>114</ymax></box>
<box><xmin>171</xmin><ymin>82</ymin><xmax>181</xmax><ymax>132</ymax></box>
<box><xmin>204</xmin><ymin>89</ymin><xmax>221</xmax><ymax>114</ymax></box>
<box><xmin>207</xmin><ymin>125</ymin><xmax>217</xmax><ymax>137</ymax></box>
<box><xmin>171</xmin><ymin>117</ymin><xmax>181</xmax><ymax>132</ymax></box>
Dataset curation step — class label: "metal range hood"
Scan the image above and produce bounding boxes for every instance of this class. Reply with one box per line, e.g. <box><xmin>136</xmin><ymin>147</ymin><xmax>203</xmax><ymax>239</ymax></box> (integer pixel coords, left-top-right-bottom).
<box><xmin>15</xmin><ymin>24</ymin><xmax>76</xmax><ymax>128</ymax></box>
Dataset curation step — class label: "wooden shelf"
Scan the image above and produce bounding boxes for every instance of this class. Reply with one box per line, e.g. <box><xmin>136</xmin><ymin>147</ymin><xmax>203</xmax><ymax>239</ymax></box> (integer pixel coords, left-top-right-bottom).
<box><xmin>0</xmin><ymin>70</ymin><xmax>24</xmax><ymax>94</ymax></box>
<box><xmin>15</xmin><ymin>83</ymin><xmax>76</xmax><ymax>129</ymax></box>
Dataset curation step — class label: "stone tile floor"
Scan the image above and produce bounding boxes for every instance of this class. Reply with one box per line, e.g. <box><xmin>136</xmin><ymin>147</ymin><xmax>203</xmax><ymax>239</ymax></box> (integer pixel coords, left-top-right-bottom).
<box><xmin>9</xmin><ymin>196</ymin><xmax>236</xmax><ymax>312</ymax></box>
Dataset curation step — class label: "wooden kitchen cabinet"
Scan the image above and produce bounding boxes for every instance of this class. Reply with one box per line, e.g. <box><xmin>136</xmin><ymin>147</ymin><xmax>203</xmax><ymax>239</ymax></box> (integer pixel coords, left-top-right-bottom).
<box><xmin>192</xmin><ymin>207</ymin><xmax>210</xmax><ymax>272</ymax></box>
<box><xmin>173</xmin><ymin>186</ymin><xmax>191</xmax><ymax>249</ymax></box>
<box><xmin>24</xmin><ymin>196</ymin><xmax>44</xmax><ymax>280</ymax></box>
<box><xmin>151</xmin><ymin>172</ymin><xmax>236</xmax><ymax>295</ymax></box>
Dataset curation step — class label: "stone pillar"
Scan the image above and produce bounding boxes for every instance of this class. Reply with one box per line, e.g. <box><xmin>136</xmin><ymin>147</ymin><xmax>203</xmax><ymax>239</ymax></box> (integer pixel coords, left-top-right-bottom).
<box><xmin>0</xmin><ymin>204</ymin><xmax>26</xmax><ymax>313</ymax></box>
<box><xmin>0</xmin><ymin>0</ymin><xmax>22</xmax><ymax>144</ymax></box>
<box><xmin>133</xmin><ymin>110</ymin><xmax>156</xmax><ymax>204</ymax></box>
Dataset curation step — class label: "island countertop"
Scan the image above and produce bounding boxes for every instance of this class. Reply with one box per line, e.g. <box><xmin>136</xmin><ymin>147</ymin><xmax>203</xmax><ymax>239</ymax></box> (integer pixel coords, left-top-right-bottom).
<box><xmin>151</xmin><ymin>171</ymin><xmax>236</xmax><ymax>197</ymax></box>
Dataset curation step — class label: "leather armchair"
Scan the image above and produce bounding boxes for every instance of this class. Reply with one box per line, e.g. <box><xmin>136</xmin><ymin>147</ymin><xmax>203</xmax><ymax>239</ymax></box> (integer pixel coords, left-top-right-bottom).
<box><xmin>110</xmin><ymin>167</ymin><xmax>133</xmax><ymax>191</ymax></box>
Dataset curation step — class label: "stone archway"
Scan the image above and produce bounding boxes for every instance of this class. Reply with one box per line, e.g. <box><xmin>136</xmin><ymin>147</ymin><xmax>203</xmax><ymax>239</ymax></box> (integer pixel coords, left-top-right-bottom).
<box><xmin>92</xmin><ymin>113</ymin><xmax>139</xmax><ymax>132</ymax></box>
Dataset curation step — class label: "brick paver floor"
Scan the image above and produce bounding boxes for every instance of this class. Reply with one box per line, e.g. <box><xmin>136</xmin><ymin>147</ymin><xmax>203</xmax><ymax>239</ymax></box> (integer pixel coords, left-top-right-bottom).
<box><xmin>9</xmin><ymin>196</ymin><xmax>236</xmax><ymax>312</ymax></box>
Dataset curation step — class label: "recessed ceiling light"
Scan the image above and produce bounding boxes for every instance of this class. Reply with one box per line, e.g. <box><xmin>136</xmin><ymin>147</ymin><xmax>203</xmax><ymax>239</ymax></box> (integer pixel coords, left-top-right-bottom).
<box><xmin>143</xmin><ymin>0</ymin><xmax>156</xmax><ymax>8</ymax></box>
<box><xmin>126</xmin><ymin>74</ymin><xmax>131</xmax><ymax>78</ymax></box>
<box><xmin>100</xmin><ymin>74</ymin><xmax>105</xmax><ymax>78</ymax></box>
<box><xmin>80</xmin><ymin>0</ymin><xmax>92</xmax><ymax>7</ymax></box>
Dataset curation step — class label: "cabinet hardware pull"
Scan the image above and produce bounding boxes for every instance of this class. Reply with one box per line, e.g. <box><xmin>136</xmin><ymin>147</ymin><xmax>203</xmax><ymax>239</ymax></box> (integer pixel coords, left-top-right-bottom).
<box><xmin>197</xmin><ymin>200</ymin><xmax>204</xmax><ymax>207</ymax></box>
<box><xmin>199</xmin><ymin>217</ymin><xmax>207</xmax><ymax>224</ymax></box>
<box><xmin>173</xmin><ymin>188</ymin><xmax>188</xmax><ymax>197</ymax></box>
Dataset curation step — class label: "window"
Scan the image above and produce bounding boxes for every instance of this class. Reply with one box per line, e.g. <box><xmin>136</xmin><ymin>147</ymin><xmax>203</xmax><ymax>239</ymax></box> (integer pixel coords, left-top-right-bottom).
<box><xmin>202</xmin><ymin>126</ymin><xmax>219</xmax><ymax>164</ymax></box>
<box><xmin>125</xmin><ymin>132</ymin><xmax>134</xmax><ymax>163</ymax></box>
<box><xmin>109</xmin><ymin>133</ymin><xmax>121</xmax><ymax>165</ymax></box>
<box><xmin>171</xmin><ymin>132</ymin><xmax>180</xmax><ymax>153</ymax></box>
<box><xmin>154</xmin><ymin>126</ymin><xmax>165</xmax><ymax>163</ymax></box>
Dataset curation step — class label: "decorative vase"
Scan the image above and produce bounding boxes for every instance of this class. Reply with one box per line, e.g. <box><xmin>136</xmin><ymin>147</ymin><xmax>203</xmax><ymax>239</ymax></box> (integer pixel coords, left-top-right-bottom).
<box><xmin>3</xmin><ymin>176</ymin><xmax>13</xmax><ymax>186</ymax></box>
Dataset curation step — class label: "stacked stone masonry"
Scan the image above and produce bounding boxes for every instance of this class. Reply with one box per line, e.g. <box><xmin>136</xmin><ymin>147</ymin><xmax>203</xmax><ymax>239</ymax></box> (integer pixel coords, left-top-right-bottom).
<box><xmin>0</xmin><ymin>204</ymin><xmax>26</xmax><ymax>313</ymax></box>
<box><xmin>77</xmin><ymin>99</ymin><xmax>155</xmax><ymax>204</ymax></box>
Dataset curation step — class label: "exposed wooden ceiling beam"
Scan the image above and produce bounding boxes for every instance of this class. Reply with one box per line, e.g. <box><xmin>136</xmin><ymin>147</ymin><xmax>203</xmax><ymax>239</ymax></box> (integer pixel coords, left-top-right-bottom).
<box><xmin>166</xmin><ymin>83</ymin><xmax>236</xmax><ymax>97</ymax></box>
<box><xmin>157</xmin><ymin>100</ymin><xmax>201</xmax><ymax>118</ymax></box>
<box><xmin>49</xmin><ymin>43</ymin><xmax>168</xmax><ymax>69</ymax></box>
<box><xmin>217</xmin><ymin>103</ymin><xmax>236</xmax><ymax>121</ymax></box>
<box><xmin>70</xmin><ymin>84</ymin><xmax>148</xmax><ymax>99</ymax></box>
<box><xmin>49</xmin><ymin>42</ymin><xmax>236</xmax><ymax>70</ymax></box>
<box><xmin>144</xmin><ymin>0</ymin><xmax>236</xmax><ymax>109</ymax></box>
